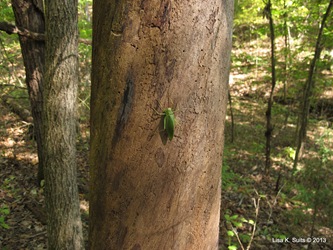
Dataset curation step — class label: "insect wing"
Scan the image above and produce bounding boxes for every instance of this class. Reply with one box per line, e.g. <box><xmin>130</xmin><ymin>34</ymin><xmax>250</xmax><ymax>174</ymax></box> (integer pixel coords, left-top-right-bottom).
<box><xmin>164</xmin><ymin>109</ymin><xmax>175</xmax><ymax>141</ymax></box>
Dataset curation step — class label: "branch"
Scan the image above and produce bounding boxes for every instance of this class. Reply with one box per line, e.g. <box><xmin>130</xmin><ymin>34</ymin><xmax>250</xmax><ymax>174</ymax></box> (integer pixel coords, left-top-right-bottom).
<box><xmin>246</xmin><ymin>196</ymin><xmax>261</xmax><ymax>250</ymax></box>
<box><xmin>79</xmin><ymin>38</ymin><xmax>92</xmax><ymax>45</ymax></box>
<box><xmin>0</xmin><ymin>21</ymin><xmax>45</xmax><ymax>41</ymax></box>
<box><xmin>1</xmin><ymin>95</ymin><xmax>33</xmax><ymax>123</ymax></box>
<box><xmin>231</xmin><ymin>225</ymin><xmax>245</xmax><ymax>250</ymax></box>
<box><xmin>0</xmin><ymin>21</ymin><xmax>91</xmax><ymax>45</ymax></box>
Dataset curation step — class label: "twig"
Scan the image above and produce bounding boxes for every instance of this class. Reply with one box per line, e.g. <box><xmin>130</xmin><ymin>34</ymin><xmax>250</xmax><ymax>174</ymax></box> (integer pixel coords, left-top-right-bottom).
<box><xmin>0</xmin><ymin>21</ymin><xmax>92</xmax><ymax>45</ymax></box>
<box><xmin>230</xmin><ymin>191</ymin><xmax>261</xmax><ymax>250</ymax></box>
<box><xmin>231</xmin><ymin>225</ymin><xmax>245</xmax><ymax>250</ymax></box>
<box><xmin>246</xmin><ymin>196</ymin><xmax>261</xmax><ymax>250</ymax></box>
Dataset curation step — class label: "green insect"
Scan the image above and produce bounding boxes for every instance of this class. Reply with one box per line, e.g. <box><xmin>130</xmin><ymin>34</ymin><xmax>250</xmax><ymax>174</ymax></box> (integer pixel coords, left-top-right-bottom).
<box><xmin>153</xmin><ymin>105</ymin><xmax>176</xmax><ymax>141</ymax></box>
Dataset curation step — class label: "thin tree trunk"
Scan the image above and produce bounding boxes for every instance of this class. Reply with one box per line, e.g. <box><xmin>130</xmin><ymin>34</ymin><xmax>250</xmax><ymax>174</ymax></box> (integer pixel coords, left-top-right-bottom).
<box><xmin>89</xmin><ymin>0</ymin><xmax>234</xmax><ymax>249</ymax></box>
<box><xmin>282</xmin><ymin>0</ymin><xmax>290</xmax><ymax>103</ymax></box>
<box><xmin>11</xmin><ymin>0</ymin><xmax>45</xmax><ymax>183</ymax></box>
<box><xmin>293</xmin><ymin>0</ymin><xmax>333</xmax><ymax>170</ymax></box>
<box><xmin>264</xmin><ymin>0</ymin><xmax>277</xmax><ymax>173</ymax></box>
<box><xmin>43</xmin><ymin>0</ymin><xmax>83</xmax><ymax>248</ymax></box>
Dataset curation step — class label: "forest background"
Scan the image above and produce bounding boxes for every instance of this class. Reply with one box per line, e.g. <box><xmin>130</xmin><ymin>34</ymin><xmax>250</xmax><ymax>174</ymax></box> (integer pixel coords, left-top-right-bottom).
<box><xmin>0</xmin><ymin>0</ymin><xmax>332</xmax><ymax>249</ymax></box>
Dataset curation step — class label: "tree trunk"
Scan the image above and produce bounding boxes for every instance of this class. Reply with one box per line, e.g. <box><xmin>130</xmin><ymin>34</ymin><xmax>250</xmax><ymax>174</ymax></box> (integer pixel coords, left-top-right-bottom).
<box><xmin>293</xmin><ymin>0</ymin><xmax>333</xmax><ymax>170</ymax></box>
<box><xmin>264</xmin><ymin>0</ymin><xmax>276</xmax><ymax>173</ymax></box>
<box><xmin>43</xmin><ymin>0</ymin><xmax>83</xmax><ymax>248</ymax></box>
<box><xmin>89</xmin><ymin>0</ymin><xmax>234</xmax><ymax>249</ymax></box>
<box><xmin>11</xmin><ymin>0</ymin><xmax>45</xmax><ymax>183</ymax></box>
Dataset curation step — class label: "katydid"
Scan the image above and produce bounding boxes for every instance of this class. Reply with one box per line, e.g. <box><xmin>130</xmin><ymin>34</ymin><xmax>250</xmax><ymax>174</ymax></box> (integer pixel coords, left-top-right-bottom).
<box><xmin>152</xmin><ymin>105</ymin><xmax>176</xmax><ymax>141</ymax></box>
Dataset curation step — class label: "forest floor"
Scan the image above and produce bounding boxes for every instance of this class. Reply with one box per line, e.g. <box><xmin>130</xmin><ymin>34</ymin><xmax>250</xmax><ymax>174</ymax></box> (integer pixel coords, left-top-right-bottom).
<box><xmin>0</xmin><ymin>101</ymin><xmax>90</xmax><ymax>249</ymax></box>
<box><xmin>1</xmin><ymin>40</ymin><xmax>333</xmax><ymax>250</ymax></box>
<box><xmin>220</xmin><ymin>93</ymin><xmax>333</xmax><ymax>249</ymax></box>
<box><xmin>219</xmin><ymin>38</ymin><xmax>333</xmax><ymax>249</ymax></box>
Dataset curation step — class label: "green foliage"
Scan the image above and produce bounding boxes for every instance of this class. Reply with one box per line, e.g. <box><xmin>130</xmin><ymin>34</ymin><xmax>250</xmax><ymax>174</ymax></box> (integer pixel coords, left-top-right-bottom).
<box><xmin>234</xmin><ymin>0</ymin><xmax>265</xmax><ymax>26</ymax></box>
<box><xmin>222</xmin><ymin>147</ymin><xmax>253</xmax><ymax>193</ymax></box>
<box><xmin>77</xmin><ymin>0</ymin><xmax>92</xmax><ymax>124</ymax></box>
<box><xmin>272</xmin><ymin>233</ymin><xmax>287</xmax><ymax>240</ymax></box>
<box><xmin>0</xmin><ymin>205</ymin><xmax>10</xmax><ymax>229</ymax></box>
<box><xmin>0</xmin><ymin>0</ymin><xmax>14</xmax><ymax>22</ymax></box>
<box><xmin>227</xmin><ymin>0</ymin><xmax>333</xmax><ymax>247</ymax></box>
<box><xmin>251</xmin><ymin>141</ymin><xmax>265</xmax><ymax>154</ymax></box>
<box><xmin>78</xmin><ymin>19</ymin><xmax>92</xmax><ymax>39</ymax></box>
<box><xmin>3</xmin><ymin>175</ymin><xmax>16</xmax><ymax>192</ymax></box>
<box><xmin>222</xmin><ymin>161</ymin><xmax>239</xmax><ymax>191</ymax></box>
<box><xmin>0</xmin><ymin>176</ymin><xmax>14</xmax><ymax>230</ymax></box>
<box><xmin>284</xmin><ymin>130</ymin><xmax>333</xmax><ymax>227</ymax></box>
<box><xmin>224</xmin><ymin>210</ymin><xmax>256</xmax><ymax>249</ymax></box>
<box><xmin>316</xmin><ymin>131</ymin><xmax>333</xmax><ymax>164</ymax></box>
<box><xmin>283</xmin><ymin>146</ymin><xmax>296</xmax><ymax>160</ymax></box>
<box><xmin>258</xmin><ymin>222</ymin><xmax>288</xmax><ymax>242</ymax></box>
<box><xmin>233</xmin><ymin>0</ymin><xmax>333</xmax><ymax>93</ymax></box>
<box><xmin>78</xmin><ymin>0</ymin><xmax>92</xmax><ymax>39</ymax></box>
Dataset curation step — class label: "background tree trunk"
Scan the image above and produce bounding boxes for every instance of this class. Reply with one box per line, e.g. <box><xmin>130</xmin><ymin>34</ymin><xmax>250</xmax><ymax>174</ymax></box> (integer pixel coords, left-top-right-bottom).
<box><xmin>293</xmin><ymin>0</ymin><xmax>333</xmax><ymax>170</ymax></box>
<box><xmin>264</xmin><ymin>0</ymin><xmax>276</xmax><ymax>173</ymax></box>
<box><xmin>89</xmin><ymin>0</ymin><xmax>234</xmax><ymax>249</ymax></box>
<box><xmin>11</xmin><ymin>0</ymin><xmax>45</xmax><ymax>183</ymax></box>
<box><xmin>43</xmin><ymin>0</ymin><xmax>83</xmax><ymax>248</ymax></box>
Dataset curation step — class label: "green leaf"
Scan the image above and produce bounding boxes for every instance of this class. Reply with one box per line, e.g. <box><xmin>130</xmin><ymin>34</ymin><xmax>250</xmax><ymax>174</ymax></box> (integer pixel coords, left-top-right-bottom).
<box><xmin>230</xmin><ymin>214</ymin><xmax>239</xmax><ymax>220</ymax></box>
<box><xmin>227</xmin><ymin>230</ymin><xmax>235</xmax><ymax>237</ymax></box>
<box><xmin>1</xmin><ymin>222</ymin><xmax>10</xmax><ymax>229</ymax></box>
<box><xmin>233</xmin><ymin>221</ymin><xmax>243</xmax><ymax>227</ymax></box>
<box><xmin>241</xmin><ymin>217</ymin><xmax>248</xmax><ymax>223</ymax></box>
<box><xmin>273</xmin><ymin>233</ymin><xmax>287</xmax><ymax>239</ymax></box>
<box><xmin>248</xmin><ymin>219</ymin><xmax>255</xmax><ymax>225</ymax></box>
<box><xmin>0</xmin><ymin>205</ymin><xmax>10</xmax><ymax>215</ymax></box>
<box><xmin>0</xmin><ymin>217</ymin><xmax>9</xmax><ymax>229</ymax></box>
<box><xmin>228</xmin><ymin>245</ymin><xmax>238</xmax><ymax>250</ymax></box>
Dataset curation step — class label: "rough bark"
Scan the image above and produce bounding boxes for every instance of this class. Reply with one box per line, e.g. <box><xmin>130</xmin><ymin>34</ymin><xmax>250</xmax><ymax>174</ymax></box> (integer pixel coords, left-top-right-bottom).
<box><xmin>11</xmin><ymin>0</ymin><xmax>45</xmax><ymax>183</ymax></box>
<box><xmin>89</xmin><ymin>0</ymin><xmax>233</xmax><ymax>249</ymax></box>
<box><xmin>43</xmin><ymin>0</ymin><xmax>83</xmax><ymax>248</ymax></box>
